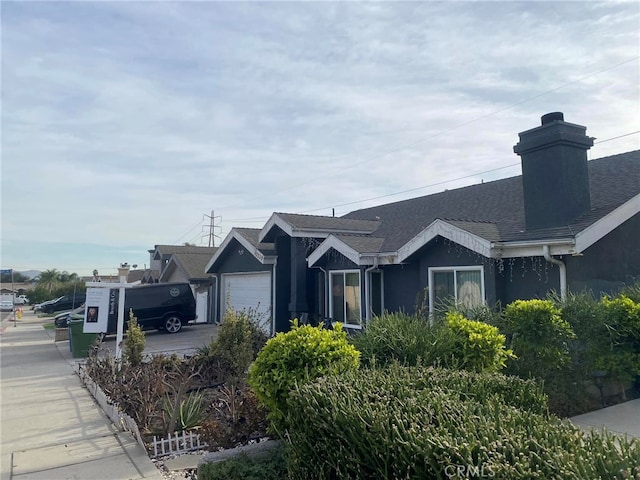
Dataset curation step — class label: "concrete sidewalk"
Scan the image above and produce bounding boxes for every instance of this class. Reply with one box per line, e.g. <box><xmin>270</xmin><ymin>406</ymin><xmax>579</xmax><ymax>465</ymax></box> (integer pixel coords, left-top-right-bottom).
<box><xmin>570</xmin><ymin>398</ymin><xmax>640</xmax><ymax>439</ymax></box>
<box><xmin>0</xmin><ymin>312</ymin><xmax>163</xmax><ymax>480</ymax></box>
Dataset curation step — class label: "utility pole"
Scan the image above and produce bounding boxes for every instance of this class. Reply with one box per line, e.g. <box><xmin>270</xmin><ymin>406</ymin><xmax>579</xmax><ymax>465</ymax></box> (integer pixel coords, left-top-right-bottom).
<box><xmin>203</xmin><ymin>210</ymin><xmax>222</xmax><ymax>247</ymax></box>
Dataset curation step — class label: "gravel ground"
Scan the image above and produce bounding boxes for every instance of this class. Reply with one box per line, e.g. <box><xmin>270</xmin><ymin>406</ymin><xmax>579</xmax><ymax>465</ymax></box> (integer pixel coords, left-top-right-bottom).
<box><xmin>153</xmin><ymin>456</ymin><xmax>199</xmax><ymax>480</ymax></box>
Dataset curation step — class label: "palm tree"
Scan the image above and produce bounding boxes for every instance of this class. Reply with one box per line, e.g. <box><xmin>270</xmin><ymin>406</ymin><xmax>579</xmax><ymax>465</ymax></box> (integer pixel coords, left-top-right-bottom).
<box><xmin>38</xmin><ymin>269</ymin><xmax>59</xmax><ymax>293</ymax></box>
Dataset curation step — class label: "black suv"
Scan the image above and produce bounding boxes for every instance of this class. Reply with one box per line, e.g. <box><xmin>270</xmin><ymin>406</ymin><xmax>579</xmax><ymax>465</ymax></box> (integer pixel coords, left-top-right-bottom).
<box><xmin>106</xmin><ymin>282</ymin><xmax>196</xmax><ymax>334</ymax></box>
<box><xmin>40</xmin><ymin>294</ymin><xmax>87</xmax><ymax>314</ymax></box>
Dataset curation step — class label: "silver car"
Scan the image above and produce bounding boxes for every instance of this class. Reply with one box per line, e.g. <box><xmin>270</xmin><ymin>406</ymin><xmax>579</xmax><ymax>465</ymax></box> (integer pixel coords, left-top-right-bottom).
<box><xmin>0</xmin><ymin>301</ymin><xmax>14</xmax><ymax>311</ymax></box>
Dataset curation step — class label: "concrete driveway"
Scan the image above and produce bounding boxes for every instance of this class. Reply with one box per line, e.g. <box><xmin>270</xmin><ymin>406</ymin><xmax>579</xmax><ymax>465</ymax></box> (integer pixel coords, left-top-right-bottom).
<box><xmin>97</xmin><ymin>321</ymin><xmax>219</xmax><ymax>358</ymax></box>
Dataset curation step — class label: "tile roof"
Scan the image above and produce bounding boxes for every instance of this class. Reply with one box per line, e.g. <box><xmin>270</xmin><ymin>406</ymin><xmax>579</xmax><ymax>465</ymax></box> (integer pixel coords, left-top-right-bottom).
<box><xmin>342</xmin><ymin>150</ymin><xmax>639</xmax><ymax>250</ymax></box>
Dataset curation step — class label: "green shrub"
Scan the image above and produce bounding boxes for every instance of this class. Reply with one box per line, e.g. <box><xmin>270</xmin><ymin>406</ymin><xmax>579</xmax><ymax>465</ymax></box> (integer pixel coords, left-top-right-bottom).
<box><xmin>597</xmin><ymin>295</ymin><xmax>640</xmax><ymax>385</ymax></box>
<box><xmin>196</xmin><ymin>307</ymin><xmax>269</xmax><ymax>382</ymax></box>
<box><xmin>350</xmin><ymin>312</ymin><xmax>437</xmax><ymax>367</ymax></box>
<box><xmin>619</xmin><ymin>281</ymin><xmax>640</xmax><ymax>303</ymax></box>
<box><xmin>550</xmin><ymin>292</ymin><xmax>606</xmax><ymax>416</ymax></box>
<box><xmin>163</xmin><ymin>390</ymin><xmax>205</xmax><ymax>432</ymax></box>
<box><xmin>445</xmin><ymin>311</ymin><xmax>514</xmax><ymax>372</ymax></box>
<box><xmin>197</xmin><ymin>446</ymin><xmax>287</xmax><ymax>480</ymax></box>
<box><xmin>285</xmin><ymin>365</ymin><xmax>639</xmax><ymax>480</ymax></box>
<box><xmin>503</xmin><ymin>299</ymin><xmax>575</xmax><ymax>378</ymax></box>
<box><xmin>248</xmin><ymin>320</ymin><xmax>360</xmax><ymax>433</ymax></box>
<box><xmin>123</xmin><ymin>309</ymin><xmax>145</xmax><ymax>367</ymax></box>
<box><xmin>351</xmin><ymin>311</ymin><xmax>512</xmax><ymax>373</ymax></box>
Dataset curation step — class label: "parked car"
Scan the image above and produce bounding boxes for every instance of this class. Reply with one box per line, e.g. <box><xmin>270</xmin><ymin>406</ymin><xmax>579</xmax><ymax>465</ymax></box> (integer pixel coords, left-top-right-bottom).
<box><xmin>106</xmin><ymin>282</ymin><xmax>196</xmax><ymax>334</ymax></box>
<box><xmin>14</xmin><ymin>295</ymin><xmax>29</xmax><ymax>305</ymax></box>
<box><xmin>40</xmin><ymin>294</ymin><xmax>87</xmax><ymax>314</ymax></box>
<box><xmin>34</xmin><ymin>297</ymin><xmax>63</xmax><ymax>313</ymax></box>
<box><xmin>0</xmin><ymin>300</ymin><xmax>14</xmax><ymax>311</ymax></box>
<box><xmin>54</xmin><ymin>305</ymin><xmax>85</xmax><ymax>328</ymax></box>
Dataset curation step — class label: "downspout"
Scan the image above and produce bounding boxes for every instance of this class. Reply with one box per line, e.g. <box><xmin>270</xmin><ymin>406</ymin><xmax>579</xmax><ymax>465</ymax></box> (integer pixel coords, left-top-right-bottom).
<box><xmin>542</xmin><ymin>245</ymin><xmax>567</xmax><ymax>300</ymax></box>
<box><xmin>271</xmin><ymin>259</ymin><xmax>277</xmax><ymax>336</ymax></box>
<box><xmin>317</xmin><ymin>266</ymin><xmax>328</xmax><ymax>323</ymax></box>
<box><xmin>364</xmin><ymin>257</ymin><xmax>380</xmax><ymax>323</ymax></box>
<box><xmin>210</xmin><ymin>276</ymin><xmax>217</xmax><ymax>325</ymax></box>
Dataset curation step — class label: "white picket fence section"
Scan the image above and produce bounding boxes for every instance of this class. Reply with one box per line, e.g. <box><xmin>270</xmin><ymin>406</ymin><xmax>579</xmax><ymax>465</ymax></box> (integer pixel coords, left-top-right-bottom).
<box><xmin>151</xmin><ymin>430</ymin><xmax>208</xmax><ymax>458</ymax></box>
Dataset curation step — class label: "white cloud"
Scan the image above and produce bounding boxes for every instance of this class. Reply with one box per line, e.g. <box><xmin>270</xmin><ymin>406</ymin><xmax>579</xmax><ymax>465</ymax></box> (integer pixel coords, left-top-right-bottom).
<box><xmin>1</xmin><ymin>1</ymin><xmax>638</xmax><ymax>272</ymax></box>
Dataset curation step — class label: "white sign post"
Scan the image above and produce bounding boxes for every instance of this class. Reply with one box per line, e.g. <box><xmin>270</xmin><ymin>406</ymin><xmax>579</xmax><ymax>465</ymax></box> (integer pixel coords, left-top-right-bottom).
<box><xmin>86</xmin><ymin>263</ymin><xmax>131</xmax><ymax>362</ymax></box>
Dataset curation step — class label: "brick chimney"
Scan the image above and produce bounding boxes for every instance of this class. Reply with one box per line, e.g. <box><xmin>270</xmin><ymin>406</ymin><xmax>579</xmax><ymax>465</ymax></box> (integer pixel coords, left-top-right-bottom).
<box><xmin>513</xmin><ymin>112</ymin><xmax>594</xmax><ymax>230</ymax></box>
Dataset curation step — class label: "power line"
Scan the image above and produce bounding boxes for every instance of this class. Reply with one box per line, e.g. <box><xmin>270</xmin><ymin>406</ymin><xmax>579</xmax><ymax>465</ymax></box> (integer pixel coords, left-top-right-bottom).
<box><xmin>595</xmin><ymin>130</ymin><xmax>640</xmax><ymax>145</ymax></box>
<box><xmin>175</xmin><ymin>58</ymin><xmax>638</xmax><ymax>240</ymax></box>
<box><xmin>300</xmin><ymin>163</ymin><xmax>521</xmax><ymax>214</ymax></box>
<box><xmin>214</xmin><ymin>56</ymin><xmax>639</xmax><ymax>213</ymax></box>
<box><xmin>223</xmin><ymin>128</ymin><xmax>639</xmax><ymax>225</ymax></box>
<box><xmin>172</xmin><ymin>216</ymin><xmax>205</xmax><ymax>244</ymax></box>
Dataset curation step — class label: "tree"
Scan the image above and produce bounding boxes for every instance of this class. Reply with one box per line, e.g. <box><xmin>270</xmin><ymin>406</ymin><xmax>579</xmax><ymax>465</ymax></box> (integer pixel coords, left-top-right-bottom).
<box><xmin>38</xmin><ymin>269</ymin><xmax>60</xmax><ymax>293</ymax></box>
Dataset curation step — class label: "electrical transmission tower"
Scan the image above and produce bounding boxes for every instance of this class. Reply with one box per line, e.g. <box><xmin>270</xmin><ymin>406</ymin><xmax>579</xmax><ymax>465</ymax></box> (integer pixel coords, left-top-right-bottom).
<box><xmin>203</xmin><ymin>210</ymin><xmax>222</xmax><ymax>247</ymax></box>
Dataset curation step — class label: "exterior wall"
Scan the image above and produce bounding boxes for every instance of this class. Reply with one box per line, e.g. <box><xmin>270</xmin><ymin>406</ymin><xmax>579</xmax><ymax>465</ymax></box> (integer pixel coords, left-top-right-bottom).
<box><xmin>497</xmin><ymin>213</ymin><xmax>640</xmax><ymax>304</ymax></box>
<box><xmin>274</xmin><ymin>235</ymin><xmax>291</xmax><ymax>332</ymax></box>
<box><xmin>566</xmin><ymin>213</ymin><xmax>640</xmax><ymax>296</ymax></box>
<box><xmin>495</xmin><ymin>256</ymin><xmax>560</xmax><ymax>306</ymax></box>
<box><xmin>381</xmin><ymin>262</ymin><xmax>421</xmax><ymax>315</ymax></box>
<box><xmin>275</xmin><ymin>236</ymin><xmax>325</xmax><ymax>332</ymax></box>
<box><xmin>165</xmin><ymin>268</ymin><xmax>189</xmax><ymax>284</ymax></box>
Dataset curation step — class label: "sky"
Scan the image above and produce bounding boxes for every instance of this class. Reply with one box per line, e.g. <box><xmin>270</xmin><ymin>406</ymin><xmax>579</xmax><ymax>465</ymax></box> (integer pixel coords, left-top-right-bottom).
<box><xmin>1</xmin><ymin>1</ymin><xmax>639</xmax><ymax>277</ymax></box>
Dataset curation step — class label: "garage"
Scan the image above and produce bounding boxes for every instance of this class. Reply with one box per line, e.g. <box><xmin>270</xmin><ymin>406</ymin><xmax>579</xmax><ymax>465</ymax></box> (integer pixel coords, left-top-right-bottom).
<box><xmin>222</xmin><ymin>272</ymin><xmax>272</xmax><ymax>334</ymax></box>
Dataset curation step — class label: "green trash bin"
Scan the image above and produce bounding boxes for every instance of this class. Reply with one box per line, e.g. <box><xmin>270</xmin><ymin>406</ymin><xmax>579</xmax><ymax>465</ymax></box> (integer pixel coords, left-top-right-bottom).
<box><xmin>69</xmin><ymin>316</ymin><xmax>98</xmax><ymax>358</ymax></box>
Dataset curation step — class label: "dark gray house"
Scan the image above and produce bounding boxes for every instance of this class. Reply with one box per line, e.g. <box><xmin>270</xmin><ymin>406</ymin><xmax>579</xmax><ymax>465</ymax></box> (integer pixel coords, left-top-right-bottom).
<box><xmin>205</xmin><ymin>228</ymin><xmax>276</xmax><ymax>333</ymax></box>
<box><xmin>208</xmin><ymin>113</ymin><xmax>640</xmax><ymax>332</ymax></box>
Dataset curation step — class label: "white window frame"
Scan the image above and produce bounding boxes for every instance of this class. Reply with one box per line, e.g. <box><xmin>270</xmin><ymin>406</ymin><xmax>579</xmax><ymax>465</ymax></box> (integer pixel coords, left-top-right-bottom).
<box><xmin>428</xmin><ymin>266</ymin><xmax>485</xmax><ymax>313</ymax></box>
<box><xmin>329</xmin><ymin>269</ymin><xmax>362</xmax><ymax>329</ymax></box>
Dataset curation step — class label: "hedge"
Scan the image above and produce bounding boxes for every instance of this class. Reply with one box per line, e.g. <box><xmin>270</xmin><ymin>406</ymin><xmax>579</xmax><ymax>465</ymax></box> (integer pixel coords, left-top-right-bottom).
<box><xmin>285</xmin><ymin>365</ymin><xmax>639</xmax><ymax>479</ymax></box>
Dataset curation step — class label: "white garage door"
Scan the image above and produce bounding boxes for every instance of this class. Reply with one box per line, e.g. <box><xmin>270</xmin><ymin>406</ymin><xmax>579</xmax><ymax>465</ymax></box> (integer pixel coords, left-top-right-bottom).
<box><xmin>222</xmin><ymin>272</ymin><xmax>272</xmax><ymax>334</ymax></box>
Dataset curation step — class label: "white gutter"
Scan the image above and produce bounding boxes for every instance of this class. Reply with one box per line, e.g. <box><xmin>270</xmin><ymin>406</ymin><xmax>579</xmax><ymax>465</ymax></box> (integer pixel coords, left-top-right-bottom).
<box><xmin>271</xmin><ymin>259</ymin><xmax>277</xmax><ymax>337</ymax></box>
<box><xmin>364</xmin><ymin>257</ymin><xmax>380</xmax><ymax>322</ymax></box>
<box><xmin>542</xmin><ymin>245</ymin><xmax>567</xmax><ymax>300</ymax></box>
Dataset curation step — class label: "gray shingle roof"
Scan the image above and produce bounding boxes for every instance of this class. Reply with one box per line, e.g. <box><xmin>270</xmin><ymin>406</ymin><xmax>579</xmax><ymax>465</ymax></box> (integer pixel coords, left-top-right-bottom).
<box><xmin>333</xmin><ymin>235</ymin><xmax>386</xmax><ymax>254</ymax></box>
<box><xmin>234</xmin><ymin>228</ymin><xmax>276</xmax><ymax>256</ymax></box>
<box><xmin>170</xmin><ymin>251</ymin><xmax>217</xmax><ymax>279</ymax></box>
<box><xmin>274</xmin><ymin>212</ymin><xmax>381</xmax><ymax>234</ymax></box>
<box><xmin>153</xmin><ymin>245</ymin><xmax>219</xmax><ymax>258</ymax></box>
<box><xmin>343</xmin><ymin>150</ymin><xmax>639</xmax><ymax>250</ymax></box>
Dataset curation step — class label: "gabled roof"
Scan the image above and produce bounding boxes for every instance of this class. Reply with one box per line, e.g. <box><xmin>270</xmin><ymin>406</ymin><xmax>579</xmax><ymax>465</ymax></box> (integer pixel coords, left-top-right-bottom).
<box><xmin>140</xmin><ymin>269</ymin><xmax>159</xmax><ymax>283</ymax></box>
<box><xmin>206</xmin><ymin>228</ymin><xmax>276</xmax><ymax>273</ymax></box>
<box><xmin>152</xmin><ymin>245</ymin><xmax>218</xmax><ymax>260</ymax></box>
<box><xmin>259</xmin><ymin>212</ymin><xmax>381</xmax><ymax>242</ymax></box>
<box><xmin>310</xmin><ymin>150</ymin><xmax>639</xmax><ymax>264</ymax></box>
<box><xmin>308</xmin><ymin>235</ymin><xmax>387</xmax><ymax>266</ymax></box>
<box><xmin>159</xmin><ymin>250</ymin><xmax>218</xmax><ymax>282</ymax></box>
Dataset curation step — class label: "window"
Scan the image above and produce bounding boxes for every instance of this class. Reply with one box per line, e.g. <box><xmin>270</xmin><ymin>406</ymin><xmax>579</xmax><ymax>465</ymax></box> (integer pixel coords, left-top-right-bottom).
<box><xmin>429</xmin><ymin>267</ymin><xmax>484</xmax><ymax>312</ymax></box>
<box><xmin>330</xmin><ymin>271</ymin><xmax>361</xmax><ymax>327</ymax></box>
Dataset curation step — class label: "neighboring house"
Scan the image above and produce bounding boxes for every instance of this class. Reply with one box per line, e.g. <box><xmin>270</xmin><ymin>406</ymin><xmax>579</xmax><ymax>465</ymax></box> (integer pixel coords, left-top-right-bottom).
<box><xmin>159</xmin><ymin>249</ymin><xmax>218</xmax><ymax>323</ymax></box>
<box><xmin>140</xmin><ymin>269</ymin><xmax>159</xmax><ymax>284</ymax></box>
<box><xmin>208</xmin><ymin>113</ymin><xmax>640</xmax><ymax>332</ymax></box>
<box><xmin>147</xmin><ymin>245</ymin><xmax>218</xmax><ymax>281</ymax></box>
<box><xmin>81</xmin><ymin>271</ymin><xmax>145</xmax><ymax>285</ymax></box>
